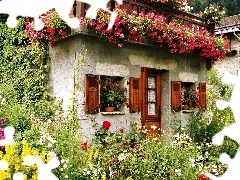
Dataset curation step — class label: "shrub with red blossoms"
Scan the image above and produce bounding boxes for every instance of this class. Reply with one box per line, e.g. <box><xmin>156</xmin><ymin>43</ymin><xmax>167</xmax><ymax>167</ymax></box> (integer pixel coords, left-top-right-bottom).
<box><xmin>81</xmin><ymin>142</ymin><xmax>88</xmax><ymax>150</ymax></box>
<box><xmin>80</xmin><ymin>6</ymin><xmax>230</xmax><ymax>61</ymax></box>
<box><xmin>198</xmin><ymin>174</ymin><xmax>210</xmax><ymax>180</ymax></box>
<box><xmin>119</xmin><ymin>128</ymin><xmax>124</xmax><ymax>133</ymax></box>
<box><xmin>103</xmin><ymin>120</ymin><xmax>111</xmax><ymax>129</ymax></box>
<box><xmin>25</xmin><ymin>9</ymin><xmax>67</xmax><ymax>46</ymax></box>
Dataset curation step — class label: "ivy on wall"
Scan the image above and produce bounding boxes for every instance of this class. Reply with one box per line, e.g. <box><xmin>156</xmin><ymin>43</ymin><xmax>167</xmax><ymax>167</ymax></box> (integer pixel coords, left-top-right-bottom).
<box><xmin>0</xmin><ymin>15</ymin><xmax>55</xmax><ymax>120</ymax></box>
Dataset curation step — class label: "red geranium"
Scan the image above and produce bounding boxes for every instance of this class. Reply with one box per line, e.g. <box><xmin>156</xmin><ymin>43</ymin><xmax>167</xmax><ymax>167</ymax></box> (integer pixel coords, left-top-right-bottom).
<box><xmin>198</xmin><ymin>175</ymin><xmax>210</xmax><ymax>180</ymax></box>
<box><xmin>103</xmin><ymin>120</ymin><xmax>111</xmax><ymax>129</ymax></box>
<box><xmin>81</xmin><ymin>142</ymin><xmax>88</xmax><ymax>150</ymax></box>
<box><xmin>119</xmin><ymin>128</ymin><xmax>124</xmax><ymax>133</ymax></box>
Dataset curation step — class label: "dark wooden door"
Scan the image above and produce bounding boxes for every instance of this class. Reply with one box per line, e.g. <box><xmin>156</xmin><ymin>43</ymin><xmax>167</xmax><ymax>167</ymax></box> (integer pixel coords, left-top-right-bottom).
<box><xmin>141</xmin><ymin>67</ymin><xmax>162</xmax><ymax>138</ymax></box>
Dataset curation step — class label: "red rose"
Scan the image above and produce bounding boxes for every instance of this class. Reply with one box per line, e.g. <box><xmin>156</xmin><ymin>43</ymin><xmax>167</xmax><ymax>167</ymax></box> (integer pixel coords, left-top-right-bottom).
<box><xmin>103</xmin><ymin>120</ymin><xmax>111</xmax><ymax>129</ymax></box>
<box><xmin>81</xmin><ymin>142</ymin><xmax>88</xmax><ymax>150</ymax></box>
<box><xmin>198</xmin><ymin>175</ymin><xmax>210</xmax><ymax>180</ymax></box>
<box><xmin>119</xmin><ymin>128</ymin><xmax>124</xmax><ymax>133</ymax></box>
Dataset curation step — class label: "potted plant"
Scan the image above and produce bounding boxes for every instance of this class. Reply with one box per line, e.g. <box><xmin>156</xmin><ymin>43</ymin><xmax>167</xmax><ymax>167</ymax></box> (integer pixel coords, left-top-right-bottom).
<box><xmin>100</xmin><ymin>77</ymin><xmax>127</xmax><ymax>112</ymax></box>
<box><xmin>181</xmin><ymin>86</ymin><xmax>199</xmax><ymax>110</ymax></box>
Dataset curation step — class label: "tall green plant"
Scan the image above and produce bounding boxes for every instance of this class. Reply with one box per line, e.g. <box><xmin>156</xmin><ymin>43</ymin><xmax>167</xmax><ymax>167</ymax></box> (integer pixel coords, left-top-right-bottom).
<box><xmin>187</xmin><ymin>68</ymin><xmax>234</xmax><ymax>142</ymax></box>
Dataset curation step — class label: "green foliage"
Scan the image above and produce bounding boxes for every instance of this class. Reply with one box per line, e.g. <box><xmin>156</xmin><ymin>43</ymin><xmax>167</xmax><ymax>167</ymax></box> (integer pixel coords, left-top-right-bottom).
<box><xmin>187</xmin><ymin>68</ymin><xmax>234</xmax><ymax>142</ymax></box>
<box><xmin>186</xmin><ymin>68</ymin><xmax>237</xmax><ymax>159</ymax></box>
<box><xmin>0</xmin><ymin>102</ymin><xmax>32</xmax><ymax>133</ymax></box>
<box><xmin>190</xmin><ymin>0</ymin><xmax>240</xmax><ymax>16</ymax></box>
<box><xmin>0</xmin><ymin>17</ymin><xmax>58</xmax><ymax>127</ymax></box>
<box><xmin>79</xmin><ymin>130</ymin><xmax>226</xmax><ymax>179</ymax></box>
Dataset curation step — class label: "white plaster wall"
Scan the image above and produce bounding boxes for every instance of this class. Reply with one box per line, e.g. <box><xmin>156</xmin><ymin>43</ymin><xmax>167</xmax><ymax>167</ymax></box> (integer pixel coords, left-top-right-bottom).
<box><xmin>49</xmin><ymin>33</ymin><xmax>206</xmax><ymax>141</ymax></box>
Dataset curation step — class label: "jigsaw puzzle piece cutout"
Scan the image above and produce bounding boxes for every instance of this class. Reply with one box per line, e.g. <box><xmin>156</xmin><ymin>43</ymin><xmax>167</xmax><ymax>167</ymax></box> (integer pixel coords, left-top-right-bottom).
<box><xmin>0</xmin><ymin>126</ymin><xmax>15</xmax><ymax>146</ymax></box>
<box><xmin>0</xmin><ymin>0</ymin><xmax>51</xmax><ymax>30</ymax></box>
<box><xmin>24</xmin><ymin>155</ymin><xmax>60</xmax><ymax>180</ymax></box>
<box><xmin>0</xmin><ymin>0</ymin><xmax>123</xmax><ymax>30</ymax></box>
<box><xmin>0</xmin><ymin>160</ymin><xmax>8</xmax><ymax>171</ymax></box>
<box><xmin>221</xmin><ymin>72</ymin><xmax>237</xmax><ymax>85</ymax></box>
<box><xmin>54</xmin><ymin>0</ymin><xmax>80</xmax><ymax>29</ymax></box>
<box><xmin>206</xmin><ymin>150</ymin><xmax>240</xmax><ymax>180</ymax></box>
<box><xmin>212</xmin><ymin>122</ymin><xmax>240</xmax><ymax>146</ymax></box>
<box><xmin>81</xmin><ymin>0</ymin><xmax>122</xmax><ymax>30</ymax></box>
<box><xmin>0</xmin><ymin>0</ymin><xmax>79</xmax><ymax>30</ymax></box>
<box><xmin>12</xmin><ymin>172</ymin><xmax>24</xmax><ymax>180</ymax></box>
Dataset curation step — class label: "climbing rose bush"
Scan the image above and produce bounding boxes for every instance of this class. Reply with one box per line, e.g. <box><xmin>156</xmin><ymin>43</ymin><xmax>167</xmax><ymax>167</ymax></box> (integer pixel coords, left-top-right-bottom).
<box><xmin>25</xmin><ymin>10</ymin><xmax>67</xmax><ymax>46</ymax></box>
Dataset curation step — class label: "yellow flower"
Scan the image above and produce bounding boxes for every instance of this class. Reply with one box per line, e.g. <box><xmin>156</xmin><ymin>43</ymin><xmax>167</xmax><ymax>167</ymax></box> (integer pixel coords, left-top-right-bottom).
<box><xmin>31</xmin><ymin>174</ymin><xmax>37</xmax><ymax>180</ymax></box>
<box><xmin>94</xmin><ymin>150</ymin><xmax>99</xmax><ymax>159</ymax></box>
<box><xmin>101</xmin><ymin>173</ymin><xmax>106</xmax><ymax>180</ymax></box>
<box><xmin>86</xmin><ymin>150</ymin><xmax>93</xmax><ymax>165</ymax></box>
<box><xmin>22</xmin><ymin>143</ymin><xmax>32</xmax><ymax>157</ymax></box>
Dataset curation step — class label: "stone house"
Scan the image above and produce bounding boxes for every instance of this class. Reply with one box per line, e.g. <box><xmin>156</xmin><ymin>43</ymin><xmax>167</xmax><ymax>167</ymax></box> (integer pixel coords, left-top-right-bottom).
<box><xmin>214</xmin><ymin>15</ymin><xmax>240</xmax><ymax>76</ymax></box>
<box><xmin>49</xmin><ymin>0</ymin><xmax>209</xmax><ymax>140</ymax></box>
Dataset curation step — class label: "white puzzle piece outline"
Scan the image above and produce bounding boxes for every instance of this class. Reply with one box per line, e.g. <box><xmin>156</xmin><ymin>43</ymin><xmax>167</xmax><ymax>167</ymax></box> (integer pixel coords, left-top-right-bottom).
<box><xmin>24</xmin><ymin>155</ymin><xmax>60</xmax><ymax>180</ymax></box>
<box><xmin>0</xmin><ymin>0</ymin><xmax>122</xmax><ymax>31</ymax></box>
<box><xmin>207</xmin><ymin>70</ymin><xmax>240</xmax><ymax>179</ymax></box>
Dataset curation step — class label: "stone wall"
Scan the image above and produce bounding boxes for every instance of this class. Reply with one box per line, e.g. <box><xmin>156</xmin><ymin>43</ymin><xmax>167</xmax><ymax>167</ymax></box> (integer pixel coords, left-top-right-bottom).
<box><xmin>49</xmin><ymin>33</ymin><xmax>206</xmax><ymax>141</ymax></box>
<box><xmin>213</xmin><ymin>32</ymin><xmax>240</xmax><ymax>76</ymax></box>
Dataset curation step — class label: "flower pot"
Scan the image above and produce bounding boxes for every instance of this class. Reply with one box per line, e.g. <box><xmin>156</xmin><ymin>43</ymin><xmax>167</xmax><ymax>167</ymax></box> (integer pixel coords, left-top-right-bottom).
<box><xmin>182</xmin><ymin>105</ymin><xmax>190</xmax><ymax>110</ymax></box>
<box><xmin>105</xmin><ymin>107</ymin><xmax>115</xmax><ymax>112</ymax></box>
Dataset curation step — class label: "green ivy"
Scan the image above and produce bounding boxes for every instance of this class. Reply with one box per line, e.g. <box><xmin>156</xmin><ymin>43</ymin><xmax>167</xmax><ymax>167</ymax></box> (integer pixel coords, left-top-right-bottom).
<box><xmin>0</xmin><ymin>17</ymin><xmax>57</xmax><ymax>129</ymax></box>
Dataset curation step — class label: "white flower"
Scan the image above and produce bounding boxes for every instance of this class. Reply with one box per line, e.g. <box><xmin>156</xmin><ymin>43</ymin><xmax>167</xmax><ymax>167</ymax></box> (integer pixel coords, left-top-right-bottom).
<box><xmin>198</xmin><ymin>155</ymin><xmax>204</xmax><ymax>161</ymax></box>
<box><xmin>175</xmin><ymin>169</ymin><xmax>181</xmax><ymax>176</ymax></box>
<box><xmin>118</xmin><ymin>153</ymin><xmax>126</xmax><ymax>161</ymax></box>
<box><xmin>88</xmin><ymin>163</ymin><xmax>93</xmax><ymax>170</ymax></box>
<box><xmin>151</xmin><ymin>125</ymin><xmax>157</xmax><ymax>130</ymax></box>
<box><xmin>47</xmin><ymin>143</ymin><xmax>52</xmax><ymax>148</ymax></box>
<box><xmin>189</xmin><ymin>157</ymin><xmax>195</xmax><ymax>163</ymax></box>
<box><xmin>83</xmin><ymin>168</ymin><xmax>88</xmax><ymax>172</ymax></box>
<box><xmin>189</xmin><ymin>158</ymin><xmax>195</xmax><ymax>167</ymax></box>
<box><xmin>1</xmin><ymin>98</ymin><xmax>6</xmax><ymax>105</ymax></box>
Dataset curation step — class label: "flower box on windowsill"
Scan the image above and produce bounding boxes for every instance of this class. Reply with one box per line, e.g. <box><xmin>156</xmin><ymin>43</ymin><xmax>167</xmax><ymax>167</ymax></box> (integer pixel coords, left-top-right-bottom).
<box><xmin>101</xmin><ymin>111</ymin><xmax>125</xmax><ymax>115</ymax></box>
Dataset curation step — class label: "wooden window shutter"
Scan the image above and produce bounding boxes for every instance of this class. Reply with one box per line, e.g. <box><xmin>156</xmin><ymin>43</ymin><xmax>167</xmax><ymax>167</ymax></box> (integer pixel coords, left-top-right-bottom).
<box><xmin>171</xmin><ymin>81</ymin><xmax>181</xmax><ymax>112</ymax></box>
<box><xmin>129</xmin><ymin>77</ymin><xmax>140</xmax><ymax>113</ymax></box>
<box><xmin>199</xmin><ymin>83</ymin><xmax>206</xmax><ymax>110</ymax></box>
<box><xmin>85</xmin><ymin>74</ymin><xmax>99</xmax><ymax>114</ymax></box>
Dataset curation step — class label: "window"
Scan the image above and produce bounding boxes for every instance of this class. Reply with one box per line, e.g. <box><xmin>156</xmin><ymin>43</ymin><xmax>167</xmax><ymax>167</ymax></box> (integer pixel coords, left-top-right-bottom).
<box><xmin>85</xmin><ymin>74</ymin><xmax>128</xmax><ymax>114</ymax></box>
<box><xmin>99</xmin><ymin>76</ymin><xmax>126</xmax><ymax>112</ymax></box>
<box><xmin>171</xmin><ymin>81</ymin><xmax>206</xmax><ymax>112</ymax></box>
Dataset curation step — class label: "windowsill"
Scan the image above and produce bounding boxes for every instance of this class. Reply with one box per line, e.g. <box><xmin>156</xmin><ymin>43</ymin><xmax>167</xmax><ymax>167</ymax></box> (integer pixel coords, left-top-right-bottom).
<box><xmin>101</xmin><ymin>111</ymin><xmax>125</xmax><ymax>115</ymax></box>
<box><xmin>181</xmin><ymin>110</ymin><xmax>192</xmax><ymax>113</ymax></box>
